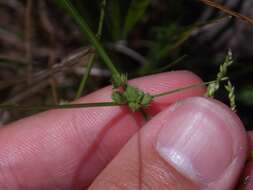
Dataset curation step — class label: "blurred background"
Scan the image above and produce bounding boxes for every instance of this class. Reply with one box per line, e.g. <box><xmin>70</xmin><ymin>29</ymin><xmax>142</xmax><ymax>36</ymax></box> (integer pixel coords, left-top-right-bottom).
<box><xmin>0</xmin><ymin>0</ymin><xmax>252</xmax><ymax>129</ymax></box>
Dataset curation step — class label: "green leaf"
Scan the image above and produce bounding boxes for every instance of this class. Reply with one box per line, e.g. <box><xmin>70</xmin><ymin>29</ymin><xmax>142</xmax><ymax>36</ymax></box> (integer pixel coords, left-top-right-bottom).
<box><xmin>123</xmin><ymin>0</ymin><xmax>150</xmax><ymax>37</ymax></box>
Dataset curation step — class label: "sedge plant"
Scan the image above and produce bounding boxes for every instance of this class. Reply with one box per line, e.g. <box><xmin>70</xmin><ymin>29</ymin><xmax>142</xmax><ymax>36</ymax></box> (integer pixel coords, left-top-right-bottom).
<box><xmin>0</xmin><ymin>0</ymin><xmax>238</xmax><ymax>115</ymax></box>
<box><xmin>1</xmin><ymin>1</ymin><xmax>253</xmax><ymax>184</ymax></box>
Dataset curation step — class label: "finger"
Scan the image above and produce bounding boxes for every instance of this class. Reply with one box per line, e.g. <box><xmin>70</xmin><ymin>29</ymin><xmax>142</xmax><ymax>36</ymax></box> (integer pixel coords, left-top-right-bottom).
<box><xmin>0</xmin><ymin>71</ymin><xmax>205</xmax><ymax>190</ymax></box>
<box><xmin>89</xmin><ymin>97</ymin><xmax>247</xmax><ymax>190</ymax></box>
<box><xmin>237</xmin><ymin>131</ymin><xmax>253</xmax><ymax>190</ymax></box>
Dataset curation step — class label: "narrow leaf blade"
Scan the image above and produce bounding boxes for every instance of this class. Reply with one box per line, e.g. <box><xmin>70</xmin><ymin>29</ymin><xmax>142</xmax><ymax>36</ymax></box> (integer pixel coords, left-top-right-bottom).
<box><xmin>124</xmin><ymin>0</ymin><xmax>150</xmax><ymax>37</ymax></box>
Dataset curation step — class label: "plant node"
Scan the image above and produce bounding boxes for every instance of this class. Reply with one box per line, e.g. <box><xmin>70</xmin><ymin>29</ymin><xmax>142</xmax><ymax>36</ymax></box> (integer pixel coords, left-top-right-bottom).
<box><xmin>112</xmin><ymin>85</ymin><xmax>153</xmax><ymax>112</ymax></box>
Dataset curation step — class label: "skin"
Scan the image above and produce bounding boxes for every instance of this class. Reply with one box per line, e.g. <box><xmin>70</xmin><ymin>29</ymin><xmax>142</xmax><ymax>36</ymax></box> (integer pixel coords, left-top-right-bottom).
<box><xmin>0</xmin><ymin>70</ymin><xmax>252</xmax><ymax>190</ymax></box>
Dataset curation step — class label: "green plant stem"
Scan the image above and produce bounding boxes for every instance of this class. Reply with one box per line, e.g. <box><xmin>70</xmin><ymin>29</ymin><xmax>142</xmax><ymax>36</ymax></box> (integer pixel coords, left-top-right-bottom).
<box><xmin>58</xmin><ymin>0</ymin><xmax>121</xmax><ymax>79</ymax></box>
<box><xmin>151</xmin><ymin>55</ymin><xmax>188</xmax><ymax>74</ymax></box>
<box><xmin>1</xmin><ymin>102</ymin><xmax>117</xmax><ymax>110</ymax></box>
<box><xmin>75</xmin><ymin>54</ymin><xmax>96</xmax><ymax>99</ymax></box>
<box><xmin>75</xmin><ymin>0</ymin><xmax>106</xmax><ymax>99</ymax></box>
<box><xmin>153</xmin><ymin>78</ymin><xmax>228</xmax><ymax>98</ymax></box>
<box><xmin>0</xmin><ymin>79</ymin><xmax>227</xmax><ymax>111</ymax></box>
<box><xmin>97</xmin><ymin>0</ymin><xmax>106</xmax><ymax>39</ymax></box>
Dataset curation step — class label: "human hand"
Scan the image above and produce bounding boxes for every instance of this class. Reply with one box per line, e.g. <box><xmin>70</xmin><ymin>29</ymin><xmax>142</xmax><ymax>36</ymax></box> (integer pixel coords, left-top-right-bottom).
<box><xmin>0</xmin><ymin>71</ymin><xmax>252</xmax><ymax>190</ymax></box>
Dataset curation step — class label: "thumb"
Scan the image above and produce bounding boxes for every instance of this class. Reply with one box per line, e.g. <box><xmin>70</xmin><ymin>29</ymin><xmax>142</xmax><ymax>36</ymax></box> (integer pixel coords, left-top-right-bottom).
<box><xmin>89</xmin><ymin>97</ymin><xmax>247</xmax><ymax>190</ymax></box>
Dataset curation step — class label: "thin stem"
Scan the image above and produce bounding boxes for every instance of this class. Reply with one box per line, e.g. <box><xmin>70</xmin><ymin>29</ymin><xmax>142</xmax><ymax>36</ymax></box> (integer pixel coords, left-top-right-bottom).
<box><xmin>97</xmin><ymin>0</ymin><xmax>106</xmax><ymax>38</ymax></box>
<box><xmin>198</xmin><ymin>0</ymin><xmax>253</xmax><ymax>27</ymax></box>
<box><xmin>75</xmin><ymin>0</ymin><xmax>106</xmax><ymax>99</ymax></box>
<box><xmin>58</xmin><ymin>0</ymin><xmax>120</xmax><ymax>78</ymax></box>
<box><xmin>1</xmin><ymin>79</ymin><xmax>227</xmax><ymax>111</ymax></box>
<box><xmin>151</xmin><ymin>55</ymin><xmax>188</xmax><ymax>74</ymax></box>
<box><xmin>75</xmin><ymin>54</ymin><xmax>96</xmax><ymax>98</ymax></box>
<box><xmin>153</xmin><ymin>78</ymin><xmax>228</xmax><ymax>98</ymax></box>
<box><xmin>0</xmin><ymin>102</ymin><xmax>118</xmax><ymax>110</ymax></box>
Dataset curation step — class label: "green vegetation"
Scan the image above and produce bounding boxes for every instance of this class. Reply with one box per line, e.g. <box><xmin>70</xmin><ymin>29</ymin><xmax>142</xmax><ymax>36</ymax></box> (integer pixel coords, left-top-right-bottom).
<box><xmin>0</xmin><ymin>0</ymin><xmax>252</xmax><ymax>128</ymax></box>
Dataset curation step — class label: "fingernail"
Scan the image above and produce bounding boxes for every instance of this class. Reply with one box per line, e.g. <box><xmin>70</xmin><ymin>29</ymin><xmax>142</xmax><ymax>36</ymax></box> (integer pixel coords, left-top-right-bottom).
<box><xmin>156</xmin><ymin>97</ymin><xmax>239</xmax><ymax>186</ymax></box>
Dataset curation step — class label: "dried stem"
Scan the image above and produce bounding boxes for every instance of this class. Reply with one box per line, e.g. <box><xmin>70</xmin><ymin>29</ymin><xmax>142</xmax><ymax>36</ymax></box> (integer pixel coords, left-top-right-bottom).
<box><xmin>198</xmin><ymin>0</ymin><xmax>253</xmax><ymax>27</ymax></box>
<box><xmin>0</xmin><ymin>47</ymin><xmax>91</xmax><ymax>90</ymax></box>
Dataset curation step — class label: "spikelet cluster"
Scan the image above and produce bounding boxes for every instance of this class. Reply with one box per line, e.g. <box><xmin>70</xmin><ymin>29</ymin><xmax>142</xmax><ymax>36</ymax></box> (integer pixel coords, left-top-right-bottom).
<box><xmin>206</xmin><ymin>50</ymin><xmax>236</xmax><ymax>111</ymax></box>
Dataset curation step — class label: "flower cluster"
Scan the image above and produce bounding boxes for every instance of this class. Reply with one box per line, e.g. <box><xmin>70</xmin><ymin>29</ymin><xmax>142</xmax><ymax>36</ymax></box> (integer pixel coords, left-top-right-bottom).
<box><xmin>112</xmin><ymin>85</ymin><xmax>153</xmax><ymax>112</ymax></box>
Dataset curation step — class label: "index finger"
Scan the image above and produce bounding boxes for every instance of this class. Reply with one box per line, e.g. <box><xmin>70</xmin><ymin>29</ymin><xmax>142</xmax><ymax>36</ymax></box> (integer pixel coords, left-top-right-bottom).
<box><xmin>0</xmin><ymin>71</ymin><xmax>205</xmax><ymax>190</ymax></box>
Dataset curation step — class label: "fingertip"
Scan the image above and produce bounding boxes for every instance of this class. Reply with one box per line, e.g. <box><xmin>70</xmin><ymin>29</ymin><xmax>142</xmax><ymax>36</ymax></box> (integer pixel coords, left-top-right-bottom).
<box><xmin>0</xmin><ymin>71</ymin><xmax>206</xmax><ymax>189</ymax></box>
<box><xmin>90</xmin><ymin>97</ymin><xmax>247</xmax><ymax>190</ymax></box>
<box><xmin>247</xmin><ymin>131</ymin><xmax>253</xmax><ymax>147</ymax></box>
<box><xmin>237</xmin><ymin>131</ymin><xmax>253</xmax><ymax>190</ymax></box>
<box><xmin>155</xmin><ymin>97</ymin><xmax>247</xmax><ymax>189</ymax></box>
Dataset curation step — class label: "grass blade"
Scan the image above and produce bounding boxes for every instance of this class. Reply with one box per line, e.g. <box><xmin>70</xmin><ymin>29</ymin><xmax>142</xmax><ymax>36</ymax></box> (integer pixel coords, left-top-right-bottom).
<box><xmin>56</xmin><ymin>0</ymin><xmax>120</xmax><ymax>78</ymax></box>
<box><xmin>123</xmin><ymin>0</ymin><xmax>150</xmax><ymax>38</ymax></box>
<box><xmin>75</xmin><ymin>0</ymin><xmax>106</xmax><ymax>99</ymax></box>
